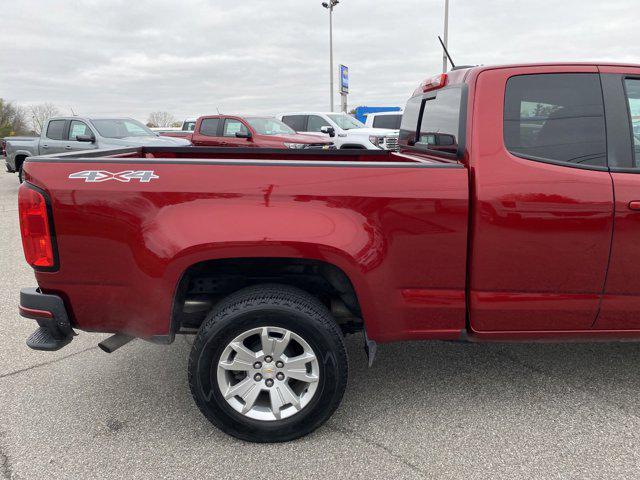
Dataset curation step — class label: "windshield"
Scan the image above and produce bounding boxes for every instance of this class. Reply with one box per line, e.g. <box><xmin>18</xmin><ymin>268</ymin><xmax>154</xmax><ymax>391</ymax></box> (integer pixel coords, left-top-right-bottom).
<box><xmin>327</xmin><ymin>114</ymin><xmax>364</xmax><ymax>130</ymax></box>
<box><xmin>245</xmin><ymin>117</ymin><xmax>295</xmax><ymax>135</ymax></box>
<box><xmin>90</xmin><ymin>119</ymin><xmax>154</xmax><ymax>138</ymax></box>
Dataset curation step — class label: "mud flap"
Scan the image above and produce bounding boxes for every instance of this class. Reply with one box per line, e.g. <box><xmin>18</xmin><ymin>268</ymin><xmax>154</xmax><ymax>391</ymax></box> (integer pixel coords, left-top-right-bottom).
<box><xmin>364</xmin><ymin>330</ymin><xmax>377</xmax><ymax>367</ymax></box>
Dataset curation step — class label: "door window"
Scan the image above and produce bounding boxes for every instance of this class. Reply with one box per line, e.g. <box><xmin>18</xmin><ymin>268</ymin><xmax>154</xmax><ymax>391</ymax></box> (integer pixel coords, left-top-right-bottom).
<box><xmin>307</xmin><ymin>115</ymin><xmax>330</xmax><ymax>132</ymax></box>
<box><xmin>200</xmin><ymin>118</ymin><xmax>220</xmax><ymax>136</ymax></box>
<box><xmin>623</xmin><ymin>78</ymin><xmax>640</xmax><ymax>166</ymax></box>
<box><xmin>281</xmin><ymin>115</ymin><xmax>307</xmax><ymax>131</ymax></box>
<box><xmin>46</xmin><ymin>120</ymin><xmax>66</xmax><ymax>140</ymax></box>
<box><xmin>69</xmin><ymin>120</ymin><xmax>92</xmax><ymax>140</ymax></box>
<box><xmin>223</xmin><ymin>119</ymin><xmax>248</xmax><ymax>137</ymax></box>
<box><xmin>504</xmin><ymin>73</ymin><xmax>606</xmax><ymax>167</ymax></box>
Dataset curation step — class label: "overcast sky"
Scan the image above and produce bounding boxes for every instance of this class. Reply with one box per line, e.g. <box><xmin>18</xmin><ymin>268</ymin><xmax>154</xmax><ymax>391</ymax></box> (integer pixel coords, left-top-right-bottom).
<box><xmin>2</xmin><ymin>0</ymin><xmax>639</xmax><ymax>124</ymax></box>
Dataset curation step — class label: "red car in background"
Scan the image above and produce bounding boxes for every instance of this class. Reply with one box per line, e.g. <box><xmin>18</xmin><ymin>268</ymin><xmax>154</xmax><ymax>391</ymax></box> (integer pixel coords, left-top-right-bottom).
<box><xmin>163</xmin><ymin>115</ymin><xmax>334</xmax><ymax>149</ymax></box>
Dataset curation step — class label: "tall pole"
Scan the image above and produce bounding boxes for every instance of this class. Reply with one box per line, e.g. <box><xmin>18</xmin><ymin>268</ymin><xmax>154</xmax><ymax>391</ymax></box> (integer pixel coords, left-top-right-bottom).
<box><xmin>442</xmin><ymin>0</ymin><xmax>449</xmax><ymax>73</ymax></box>
<box><xmin>329</xmin><ymin>5</ymin><xmax>334</xmax><ymax>112</ymax></box>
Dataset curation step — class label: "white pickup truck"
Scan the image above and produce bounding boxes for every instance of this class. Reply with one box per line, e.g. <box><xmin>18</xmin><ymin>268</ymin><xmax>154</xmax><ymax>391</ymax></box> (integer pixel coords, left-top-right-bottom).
<box><xmin>276</xmin><ymin>112</ymin><xmax>399</xmax><ymax>150</ymax></box>
<box><xmin>5</xmin><ymin>116</ymin><xmax>190</xmax><ymax>182</ymax></box>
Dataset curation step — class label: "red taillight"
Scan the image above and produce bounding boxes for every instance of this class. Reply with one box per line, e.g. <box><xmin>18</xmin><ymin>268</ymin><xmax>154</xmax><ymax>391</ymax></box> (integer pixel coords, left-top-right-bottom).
<box><xmin>18</xmin><ymin>185</ymin><xmax>56</xmax><ymax>269</ymax></box>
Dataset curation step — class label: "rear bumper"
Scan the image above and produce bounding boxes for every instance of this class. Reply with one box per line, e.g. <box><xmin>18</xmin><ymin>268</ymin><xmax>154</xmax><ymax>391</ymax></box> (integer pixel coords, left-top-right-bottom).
<box><xmin>19</xmin><ymin>287</ymin><xmax>74</xmax><ymax>350</ymax></box>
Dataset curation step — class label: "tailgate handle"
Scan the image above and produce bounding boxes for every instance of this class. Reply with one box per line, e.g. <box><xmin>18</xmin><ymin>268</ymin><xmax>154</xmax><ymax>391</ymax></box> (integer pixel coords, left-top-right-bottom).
<box><xmin>629</xmin><ymin>201</ymin><xmax>640</xmax><ymax>211</ymax></box>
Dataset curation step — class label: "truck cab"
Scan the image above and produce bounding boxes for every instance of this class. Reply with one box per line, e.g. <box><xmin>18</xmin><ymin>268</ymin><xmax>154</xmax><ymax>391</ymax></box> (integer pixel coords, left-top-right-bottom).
<box><xmin>399</xmin><ymin>63</ymin><xmax>640</xmax><ymax>337</ymax></box>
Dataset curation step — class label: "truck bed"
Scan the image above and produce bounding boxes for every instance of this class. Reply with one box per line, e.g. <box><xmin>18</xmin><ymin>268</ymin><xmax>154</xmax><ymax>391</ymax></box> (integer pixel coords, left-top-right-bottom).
<box><xmin>23</xmin><ymin>146</ymin><xmax>468</xmax><ymax>343</ymax></box>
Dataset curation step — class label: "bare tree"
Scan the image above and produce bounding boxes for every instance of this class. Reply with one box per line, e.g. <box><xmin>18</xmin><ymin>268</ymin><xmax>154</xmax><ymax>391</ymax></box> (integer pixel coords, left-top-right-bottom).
<box><xmin>147</xmin><ymin>111</ymin><xmax>176</xmax><ymax>128</ymax></box>
<box><xmin>29</xmin><ymin>103</ymin><xmax>60</xmax><ymax>134</ymax></box>
<box><xmin>0</xmin><ymin>99</ymin><xmax>30</xmax><ymax>137</ymax></box>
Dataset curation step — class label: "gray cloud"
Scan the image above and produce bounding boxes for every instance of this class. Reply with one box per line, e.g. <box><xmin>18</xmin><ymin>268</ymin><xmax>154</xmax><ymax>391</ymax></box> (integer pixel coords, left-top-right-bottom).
<box><xmin>1</xmin><ymin>0</ymin><xmax>638</xmax><ymax>122</ymax></box>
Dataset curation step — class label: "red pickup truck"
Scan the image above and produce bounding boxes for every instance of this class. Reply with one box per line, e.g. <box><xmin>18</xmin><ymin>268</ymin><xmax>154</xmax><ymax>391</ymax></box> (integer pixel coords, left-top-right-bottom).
<box><xmin>162</xmin><ymin>114</ymin><xmax>334</xmax><ymax>149</ymax></box>
<box><xmin>17</xmin><ymin>63</ymin><xmax>640</xmax><ymax>442</ymax></box>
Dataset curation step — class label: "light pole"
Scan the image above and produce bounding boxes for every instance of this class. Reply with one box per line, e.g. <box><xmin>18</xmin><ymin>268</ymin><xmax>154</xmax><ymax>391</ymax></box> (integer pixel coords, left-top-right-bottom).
<box><xmin>442</xmin><ymin>0</ymin><xmax>449</xmax><ymax>73</ymax></box>
<box><xmin>322</xmin><ymin>0</ymin><xmax>339</xmax><ymax>112</ymax></box>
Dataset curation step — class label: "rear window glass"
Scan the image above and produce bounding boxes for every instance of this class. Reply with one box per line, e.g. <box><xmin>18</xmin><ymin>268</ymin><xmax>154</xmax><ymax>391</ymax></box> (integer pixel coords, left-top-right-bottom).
<box><xmin>373</xmin><ymin>114</ymin><xmax>402</xmax><ymax>129</ymax></box>
<box><xmin>46</xmin><ymin>120</ymin><xmax>66</xmax><ymax>140</ymax></box>
<box><xmin>200</xmin><ymin>118</ymin><xmax>220</xmax><ymax>136</ymax></box>
<box><xmin>504</xmin><ymin>73</ymin><xmax>606</xmax><ymax>167</ymax></box>
<box><xmin>400</xmin><ymin>87</ymin><xmax>463</xmax><ymax>156</ymax></box>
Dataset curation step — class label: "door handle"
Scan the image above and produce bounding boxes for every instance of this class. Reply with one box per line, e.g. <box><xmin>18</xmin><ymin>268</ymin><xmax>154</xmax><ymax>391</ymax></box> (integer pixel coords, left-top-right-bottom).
<box><xmin>42</xmin><ymin>144</ymin><xmax>48</xmax><ymax>148</ymax></box>
<box><xmin>629</xmin><ymin>201</ymin><xmax>640</xmax><ymax>211</ymax></box>
<box><xmin>65</xmin><ymin>146</ymin><xmax>72</xmax><ymax>150</ymax></box>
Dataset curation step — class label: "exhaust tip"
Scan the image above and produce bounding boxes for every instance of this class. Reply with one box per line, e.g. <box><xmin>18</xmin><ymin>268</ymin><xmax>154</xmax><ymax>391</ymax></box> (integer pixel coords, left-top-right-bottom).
<box><xmin>98</xmin><ymin>333</ymin><xmax>134</xmax><ymax>353</ymax></box>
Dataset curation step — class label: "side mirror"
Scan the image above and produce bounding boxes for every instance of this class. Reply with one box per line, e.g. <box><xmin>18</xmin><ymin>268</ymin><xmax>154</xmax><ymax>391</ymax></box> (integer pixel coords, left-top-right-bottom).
<box><xmin>235</xmin><ymin>131</ymin><xmax>252</xmax><ymax>139</ymax></box>
<box><xmin>76</xmin><ymin>134</ymin><xmax>96</xmax><ymax>143</ymax></box>
<box><xmin>320</xmin><ymin>126</ymin><xmax>335</xmax><ymax>137</ymax></box>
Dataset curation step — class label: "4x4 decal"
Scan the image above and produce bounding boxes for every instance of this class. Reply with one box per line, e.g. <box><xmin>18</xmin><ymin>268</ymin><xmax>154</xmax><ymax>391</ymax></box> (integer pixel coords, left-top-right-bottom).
<box><xmin>68</xmin><ymin>170</ymin><xmax>159</xmax><ymax>183</ymax></box>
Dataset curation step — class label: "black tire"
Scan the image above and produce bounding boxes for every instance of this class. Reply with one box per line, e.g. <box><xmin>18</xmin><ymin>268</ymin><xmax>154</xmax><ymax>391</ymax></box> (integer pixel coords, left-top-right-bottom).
<box><xmin>188</xmin><ymin>284</ymin><xmax>348</xmax><ymax>443</ymax></box>
<box><xmin>18</xmin><ymin>163</ymin><xmax>24</xmax><ymax>183</ymax></box>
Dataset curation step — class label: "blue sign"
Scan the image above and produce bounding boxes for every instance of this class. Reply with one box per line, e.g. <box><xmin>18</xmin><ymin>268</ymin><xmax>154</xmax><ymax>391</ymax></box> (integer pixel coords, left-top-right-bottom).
<box><xmin>340</xmin><ymin>65</ymin><xmax>349</xmax><ymax>94</ymax></box>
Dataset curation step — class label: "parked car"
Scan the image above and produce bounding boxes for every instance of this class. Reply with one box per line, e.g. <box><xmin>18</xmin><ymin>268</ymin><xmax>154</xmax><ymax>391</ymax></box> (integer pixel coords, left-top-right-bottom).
<box><xmin>5</xmin><ymin>117</ymin><xmax>190</xmax><ymax>181</ymax></box>
<box><xmin>183</xmin><ymin>115</ymin><xmax>333</xmax><ymax>149</ymax></box>
<box><xmin>276</xmin><ymin>111</ymin><xmax>399</xmax><ymax>150</ymax></box>
<box><xmin>17</xmin><ymin>62</ymin><xmax>640</xmax><ymax>443</ymax></box>
<box><xmin>364</xmin><ymin>110</ymin><xmax>403</xmax><ymax>130</ymax></box>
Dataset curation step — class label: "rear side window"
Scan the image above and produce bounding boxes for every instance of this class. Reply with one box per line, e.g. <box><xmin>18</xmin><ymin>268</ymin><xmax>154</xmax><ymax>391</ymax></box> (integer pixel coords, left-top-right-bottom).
<box><xmin>281</xmin><ymin>115</ymin><xmax>307</xmax><ymax>131</ymax></box>
<box><xmin>46</xmin><ymin>120</ymin><xmax>66</xmax><ymax>140</ymax></box>
<box><xmin>504</xmin><ymin>73</ymin><xmax>606</xmax><ymax>167</ymax></box>
<box><xmin>373</xmin><ymin>114</ymin><xmax>402</xmax><ymax>129</ymax></box>
<box><xmin>200</xmin><ymin>118</ymin><xmax>220</xmax><ymax>136</ymax></box>
<box><xmin>623</xmin><ymin>78</ymin><xmax>640</xmax><ymax>166</ymax></box>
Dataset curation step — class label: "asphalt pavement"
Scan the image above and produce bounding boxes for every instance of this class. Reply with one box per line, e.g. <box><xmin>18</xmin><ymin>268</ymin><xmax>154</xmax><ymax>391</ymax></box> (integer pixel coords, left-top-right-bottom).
<box><xmin>2</xmin><ymin>169</ymin><xmax>640</xmax><ymax>479</ymax></box>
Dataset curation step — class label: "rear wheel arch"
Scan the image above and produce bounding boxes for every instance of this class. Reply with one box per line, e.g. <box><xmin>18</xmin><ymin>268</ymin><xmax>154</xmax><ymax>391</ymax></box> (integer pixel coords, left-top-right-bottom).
<box><xmin>170</xmin><ymin>257</ymin><xmax>364</xmax><ymax>336</ymax></box>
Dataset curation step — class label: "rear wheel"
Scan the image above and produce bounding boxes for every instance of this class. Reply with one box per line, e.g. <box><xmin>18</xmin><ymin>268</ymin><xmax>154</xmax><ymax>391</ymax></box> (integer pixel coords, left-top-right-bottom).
<box><xmin>188</xmin><ymin>284</ymin><xmax>348</xmax><ymax>442</ymax></box>
<box><xmin>18</xmin><ymin>163</ymin><xmax>24</xmax><ymax>183</ymax></box>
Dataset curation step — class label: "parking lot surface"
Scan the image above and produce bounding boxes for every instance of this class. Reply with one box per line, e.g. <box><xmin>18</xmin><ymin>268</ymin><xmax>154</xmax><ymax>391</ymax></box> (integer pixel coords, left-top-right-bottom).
<box><xmin>2</xmin><ymin>169</ymin><xmax>640</xmax><ymax>479</ymax></box>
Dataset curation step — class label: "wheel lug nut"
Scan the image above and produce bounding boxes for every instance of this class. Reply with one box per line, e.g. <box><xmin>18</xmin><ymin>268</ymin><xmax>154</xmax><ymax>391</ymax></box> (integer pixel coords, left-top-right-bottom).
<box><xmin>275</xmin><ymin>361</ymin><xmax>284</xmax><ymax>368</ymax></box>
<box><xmin>265</xmin><ymin>356</ymin><xmax>273</xmax><ymax>363</ymax></box>
<box><xmin>276</xmin><ymin>372</ymin><xmax>285</xmax><ymax>381</ymax></box>
<box><xmin>254</xmin><ymin>373</ymin><xmax>263</xmax><ymax>381</ymax></box>
<box><xmin>265</xmin><ymin>378</ymin><xmax>274</xmax><ymax>387</ymax></box>
<box><xmin>253</xmin><ymin>362</ymin><xmax>262</xmax><ymax>369</ymax></box>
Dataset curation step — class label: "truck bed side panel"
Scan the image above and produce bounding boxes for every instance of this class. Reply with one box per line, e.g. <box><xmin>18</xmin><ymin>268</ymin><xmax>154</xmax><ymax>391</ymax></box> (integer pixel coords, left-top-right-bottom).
<box><xmin>26</xmin><ymin>160</ymin><xmax>468</xmax><ymax>343</ymax></box>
